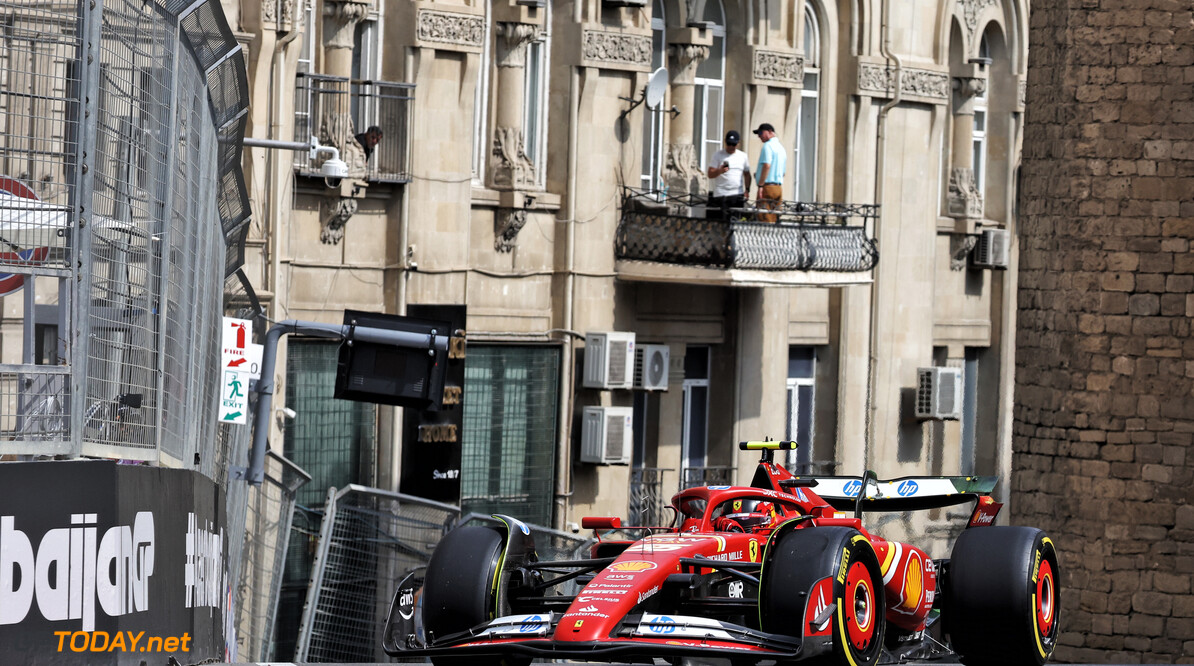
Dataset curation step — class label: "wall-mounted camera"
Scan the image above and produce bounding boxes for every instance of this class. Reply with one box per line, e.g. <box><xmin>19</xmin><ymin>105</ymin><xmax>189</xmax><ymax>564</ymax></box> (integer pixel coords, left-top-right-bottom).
<box><xmin>311</xmin><ymin>141</ymin><xmax>348</xmax><ymax>189</ymax></box>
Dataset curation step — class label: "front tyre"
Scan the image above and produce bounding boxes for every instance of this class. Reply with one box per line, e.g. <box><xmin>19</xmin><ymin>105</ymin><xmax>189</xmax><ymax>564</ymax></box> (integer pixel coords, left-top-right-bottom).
<box><xmin>945</xmin><ymin>526</ymin><xmax>1060</xmax><ymax>666</ymax></box>
<box><xmin>760</xmin><ymin>526</ymin><xmax>886</xmax><ymax>666</ymax></box>
<box><xmin>421</xmin><ymin>525</ymin><xmax>529</xmax><ymax>666</ymax></box>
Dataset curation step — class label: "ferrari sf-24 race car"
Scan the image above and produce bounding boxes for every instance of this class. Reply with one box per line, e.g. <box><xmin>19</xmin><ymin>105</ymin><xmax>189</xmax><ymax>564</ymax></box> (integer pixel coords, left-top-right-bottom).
<box><xmin>383</xmin><ymin>441</ymin><xmax>1059</xmax><ymax>666</ymax></box>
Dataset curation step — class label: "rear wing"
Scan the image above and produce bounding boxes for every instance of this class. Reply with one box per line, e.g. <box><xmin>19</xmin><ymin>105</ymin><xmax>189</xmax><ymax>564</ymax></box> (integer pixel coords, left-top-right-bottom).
<box><xmin>793</xmin><ymin>474</ymin><xmax>998</xmax><ymax>512</ymax></box>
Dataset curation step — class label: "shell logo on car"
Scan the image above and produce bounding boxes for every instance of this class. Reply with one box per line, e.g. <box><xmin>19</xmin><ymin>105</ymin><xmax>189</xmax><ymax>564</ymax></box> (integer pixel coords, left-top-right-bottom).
<box><xmin>610</xmin><ymin>561</ymin><xmax>657</xmax><ymax>573</ymax></box>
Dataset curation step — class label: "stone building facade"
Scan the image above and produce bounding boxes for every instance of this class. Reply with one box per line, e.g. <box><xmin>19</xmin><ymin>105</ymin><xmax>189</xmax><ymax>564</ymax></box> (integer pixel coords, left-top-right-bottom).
<box><xmin>1016</xmin><ymin>0</ymin><xmax>1194</xmax><ymax>662</ymax></box>
<box><xmin>227</xmin><ymin>0</ymin><xmax>1027</xmax><ymax>572</ymax></box>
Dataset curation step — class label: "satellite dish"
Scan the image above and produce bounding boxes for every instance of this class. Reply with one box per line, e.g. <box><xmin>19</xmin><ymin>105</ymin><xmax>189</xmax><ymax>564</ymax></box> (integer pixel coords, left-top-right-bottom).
<box><xmin>645</xmin><ymin>68</ymin><xmax>668</xmax><ymax>111</ymax></box>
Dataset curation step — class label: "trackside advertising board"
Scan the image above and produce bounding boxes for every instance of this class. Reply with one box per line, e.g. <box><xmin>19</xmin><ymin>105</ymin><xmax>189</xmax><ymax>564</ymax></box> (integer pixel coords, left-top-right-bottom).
<box><xmin>0</xmin><ymin>461</ymin><xmax>230</xmax><ymax>665</ymax></box>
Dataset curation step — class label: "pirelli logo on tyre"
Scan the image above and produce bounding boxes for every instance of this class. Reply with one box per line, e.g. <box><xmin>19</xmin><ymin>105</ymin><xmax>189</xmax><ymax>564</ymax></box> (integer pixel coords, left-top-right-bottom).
<box><xmin>837</xmin><ymin>547</ymin><xmax>851</xmax><ymax>583</ymax></box>
<box><xmin>610</xmin><ymin>561</ymin><xmax>657</xmax><ymax>573</ymax></box>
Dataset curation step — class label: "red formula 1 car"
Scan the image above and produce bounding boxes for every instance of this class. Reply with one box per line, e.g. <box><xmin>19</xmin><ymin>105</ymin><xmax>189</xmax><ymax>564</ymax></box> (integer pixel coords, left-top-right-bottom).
<box><xmin>383</xmin><ymin>441</ymin><xmax>1059</xmax><ymax>666</ymax></box>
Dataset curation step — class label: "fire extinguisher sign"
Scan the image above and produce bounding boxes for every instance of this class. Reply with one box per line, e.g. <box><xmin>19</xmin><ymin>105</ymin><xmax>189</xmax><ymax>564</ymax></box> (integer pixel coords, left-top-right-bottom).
<box><xmin>219</xmin><ymin>317</ymin><xmax>262</xmax><ymax>425</ymax></box>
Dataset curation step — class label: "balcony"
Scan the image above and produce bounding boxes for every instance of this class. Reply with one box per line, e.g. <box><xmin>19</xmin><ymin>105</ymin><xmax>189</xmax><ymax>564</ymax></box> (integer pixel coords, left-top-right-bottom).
<box><xmin>293</xmin><ymin>73</ymin><xmax>413</xmax><ymax>183</ymax></box>
<box><xmin>616</xmin><ymin>188</ymin><xmax>879</xmax><ymax>287</ymax></box>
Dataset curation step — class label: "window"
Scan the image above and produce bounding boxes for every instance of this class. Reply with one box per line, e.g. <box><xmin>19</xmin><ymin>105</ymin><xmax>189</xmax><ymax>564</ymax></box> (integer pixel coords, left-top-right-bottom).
<box><xmin>350</xmin><ymin>11</ymin><xmax>381</xmax><ymax>127</ymax></box>
<box><xmin>785</xmin><ymin>347</ymin><xmax>816</xmax><ymax>471</ymax></box>
<box><xmin>640</xmin><ymin>0</ymin><xmax>667</xmax><ymax>191</ymax></box>
<box><xmin>472</xmin><ymin>11</ymin><xmax>492</xmax><ymax>180</ymax></box>
<box><xmin>961</xmin><ymin>348</ymin><xmax>979</xmax><ymax>475</ymax></box>
<box><xmin>972</xmin><ymin>35</ymin><xmax>990</xmax><ymax>197</ymax></box>
<box><xmin>461</xmin><ymin>346</ymin><xmax>559</xmax><ymax>526</ymax></box>
<box><xmin>681</xmin><ymin>346</ymin><xmax>710</xmax><ymax>474</ymax></box>
<box><xmin>522</xmin><ymin>21</ymin><xmax>550</xmax><ymax>185</ymax></box>
<box><xmin>296</xmin><ymin>0</ymin><xmax>317</xmax><ymax>74</ymax></box>
<box><xmin>692</xmin><ymin>0</ymin><xmax>725</xmax><ymax>169</ymax></box>
<box><xmin>796</xmin><ymin>9</ymin><xmax>820</xmax><ymax>202</ymax></box>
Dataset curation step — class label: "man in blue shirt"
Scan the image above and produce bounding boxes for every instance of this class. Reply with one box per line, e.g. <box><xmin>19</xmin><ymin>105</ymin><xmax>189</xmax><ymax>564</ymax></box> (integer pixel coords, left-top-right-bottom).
<box><xmin>752</xmin><ymin>123</ymin><xmax>785</xmax><ymax>223</ymax></box>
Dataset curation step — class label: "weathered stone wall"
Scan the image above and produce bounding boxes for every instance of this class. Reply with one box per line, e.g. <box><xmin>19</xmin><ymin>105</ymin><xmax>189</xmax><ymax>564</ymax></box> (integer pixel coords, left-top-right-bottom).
<box><xmin>1016</xmin><ymin>1</ymin><xmax>1194</xmax><ymax>662</ymax></box>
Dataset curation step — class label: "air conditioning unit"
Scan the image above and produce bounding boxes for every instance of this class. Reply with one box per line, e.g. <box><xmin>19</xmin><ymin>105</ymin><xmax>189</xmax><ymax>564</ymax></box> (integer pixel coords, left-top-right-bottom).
<box><xmin>581</xmin><ymin>406</ymin><xmax>633</xmax><ymax>465</ymax></box>
<box><xmin>583</xmin><ymin>331</ymin><xmax>636</xmax><ymax>390</ymax></box>
<box><xmin>634</xmin><ymin>344</ymin><xmax>670</xmax><ymax>391</ymax></box>
<box><xmin>916</xmin><ymin>367</ymin><xmax>963</xmax><ymax>420</ymax></box>
<box><xmin>972</xmin><ymin>228</ymin><xmax>1010</xmax><ymax>269</ymax></box>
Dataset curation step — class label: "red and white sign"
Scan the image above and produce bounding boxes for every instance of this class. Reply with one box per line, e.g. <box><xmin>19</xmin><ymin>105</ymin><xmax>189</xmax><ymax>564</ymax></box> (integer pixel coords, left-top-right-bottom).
<box><xmin>221</xmin><ymin>317</ymin><xmax>263</xmax><ymax>380</ymax></box>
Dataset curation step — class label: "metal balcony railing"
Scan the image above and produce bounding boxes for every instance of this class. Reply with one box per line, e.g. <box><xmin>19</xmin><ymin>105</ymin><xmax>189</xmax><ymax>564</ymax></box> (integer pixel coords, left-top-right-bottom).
<box><xmin>629</xmin><ymin>467</ymin><xmax>672</xmax><ymax>527</ymax></box>
<box><xmin>680</xmin><ymin>465</ymin><xmax>735</xmax><ymax>489</ymax></box>
<box><xmin>293</xmin><ymin>73</ymin><xmax>413</xmax><ymax>183</ymax></box>
<box><xmin>617</xmin><ymin>188</ymin><xmax>879</xmax><ymax>272</ymax></box>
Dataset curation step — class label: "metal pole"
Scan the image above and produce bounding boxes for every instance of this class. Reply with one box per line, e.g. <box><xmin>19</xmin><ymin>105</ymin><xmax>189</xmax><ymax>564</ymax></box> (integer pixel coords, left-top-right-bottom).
<box><xmin>241</xmin><ymin>137</ymin><xmax>314</xmax><ymax>152</ymax></box>
<box><xmin>246</xmin><ymin>319</ymin><xmax>450</xmax><ymax>485</ymax></box>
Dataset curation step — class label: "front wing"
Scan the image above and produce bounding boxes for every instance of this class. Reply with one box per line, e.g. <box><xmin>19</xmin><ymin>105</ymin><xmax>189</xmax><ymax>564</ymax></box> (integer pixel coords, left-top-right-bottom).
<box><xmin>384</xmin><ymin>611</ymin><xmax>812</xmax><ymax>661</ymax></box>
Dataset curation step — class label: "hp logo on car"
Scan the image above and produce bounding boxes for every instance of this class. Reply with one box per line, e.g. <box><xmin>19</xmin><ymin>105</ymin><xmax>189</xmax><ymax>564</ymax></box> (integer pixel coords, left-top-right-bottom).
<box><xmin>843</xmin><ymin>479</ymin><xmax>863</xmax><ymax>497</ymax></box>
<box><xmin>897</xmin><ymin>480</ymin><xmax>919</xmax><ymax>496</ymax></box>
<box><xmin>520</xmin><ymin>615</ymin><xmax>543</xmax><ymax>633</ymax></box>
<box><xmin>648</xmin><ymin>617</ymin><xmax>676</xmax><ymax>634</ymax></box>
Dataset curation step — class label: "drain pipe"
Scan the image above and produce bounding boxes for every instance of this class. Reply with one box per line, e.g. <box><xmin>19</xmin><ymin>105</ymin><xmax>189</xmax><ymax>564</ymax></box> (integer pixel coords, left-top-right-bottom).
<box><xmin>554</xmin><ymin>65</ymin><xmax>580</xmax><ymax>531</ymax></box>
<box><xmin>867</xmin><ymin>0</ymin><xmax>902</xmax><ymax>467</ymax></box>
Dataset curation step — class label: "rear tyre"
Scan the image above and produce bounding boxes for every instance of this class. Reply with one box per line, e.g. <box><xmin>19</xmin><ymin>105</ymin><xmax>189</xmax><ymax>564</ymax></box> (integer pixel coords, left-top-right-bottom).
<box><xmin>945</xmin><ymin>526</ymin><xmax>1060</xmax><ymax>666</ymax></box>
<box><xmin>760</xmin><ymin>526</ymin><xmax>886</xmax><ymax>666</ymax></box>
<box><xmin>422</xmin><ymin>525</ymin><xmax>530</xmax><ymax>666</ymax></box>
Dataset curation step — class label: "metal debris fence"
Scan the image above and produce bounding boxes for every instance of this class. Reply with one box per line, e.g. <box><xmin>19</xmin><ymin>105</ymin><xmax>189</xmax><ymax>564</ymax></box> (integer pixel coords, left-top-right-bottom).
<box><xmin>236</xmin><ymin>450</ymin><xmax>311</xmax><ymax>662</ymax></box>
<box><xmin>293</xmin><ymin>487</ymin><xmax>592</xmax><ymax>663</ymax></box>
<box><xmin>0</xmin><ymin>0</ymin><xmax>250</xmax><ymax>467</ymax></box>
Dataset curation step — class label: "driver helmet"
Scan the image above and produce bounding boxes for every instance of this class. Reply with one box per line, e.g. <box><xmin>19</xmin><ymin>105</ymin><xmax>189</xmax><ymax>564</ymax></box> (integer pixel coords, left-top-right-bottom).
<box><xmin>726</xmin><ymin>500</ymin><xmax>776</xmax><ymax>530</ymax></box>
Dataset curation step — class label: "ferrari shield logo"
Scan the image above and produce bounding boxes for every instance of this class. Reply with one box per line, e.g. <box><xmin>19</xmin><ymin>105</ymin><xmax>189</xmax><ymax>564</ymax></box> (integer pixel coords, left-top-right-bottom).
<box><xmin>733</xmin><ymin>500</ymin><xmax>742</xmax><ymax>512</ymax></box>
<box><xmin>749</xmin><ymin>540</ymin><xmax>759</xmax><ymax>562</ymax></box>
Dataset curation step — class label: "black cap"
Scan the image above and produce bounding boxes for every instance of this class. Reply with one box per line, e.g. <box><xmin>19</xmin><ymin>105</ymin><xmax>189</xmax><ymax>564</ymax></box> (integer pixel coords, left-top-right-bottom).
<box><xmin>753</xmin><ymin>123</ymin><xmax>775</xmax><ymax>135</ymax></box>
<box><xmin>725</xmin><ymin>130</ymin><xmax>740</xmax><ymax>145</ymax></box>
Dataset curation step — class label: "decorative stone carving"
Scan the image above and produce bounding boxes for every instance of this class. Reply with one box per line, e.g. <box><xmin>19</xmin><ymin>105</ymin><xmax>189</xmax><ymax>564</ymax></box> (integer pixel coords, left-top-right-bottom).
<box><xmin>953</xmin><ymin>76</ymin><xmax>988</xmax><ymax>99</ymax></box>
<box><xmin>278</xmin><ymin>0</ymin><xmax>296</xmax><ymax>31</ymax></box>
<box><xmin>582</xmin><ymin>30</ymin><xmax>652</xmax><ymax>68</ymax></box>
<box><xmin>321</xmin><ymin>196</ymin><xmax>358</xmax><ymax>245</ymax></box>
<box><xmin>947</xmin><ymin>167</ymin><xmax>984</xmax><ymax>219</ymax></box>
<box><xmin>495</xmin><ymin>208</ymin><xmax>528</xmax><ymax>252</ymax></box>
<box><xmin>490</xmin><ymin>126</ymin><xmax>535</xmax><ymax>190</ymax></box>
<box><xmin>753</xmin><ymin>50</ymin><xmax>803</xmax><ymax>84</ymax></box>
<box><xmin>905</xmin><ymin>69</ymin><xmax>952</xmax><ymax>99</ymax></box>
<box><xmin>263</xmin><ymin>0</ymin><xmax>276</xmax><ymax>26</ymax></box>
<box><xmin>496</xmin><ymin>22</ymin><xmax>538</xmax><ymax>68</ymax></box>
<box><xmin>323</xmin><ymin>0</ymin><xmax>369</xmax><ymax>50</ymax></box>
<box><xmin>416</xmin><ymin>9</ymin><xmax>485</xmax><ymax>47</ymax></box>
<box><xmin>1018</xmin><ymin>79</ymin><xmax>1027</xmax><ymax>108</ymax></box>
<box><xmin>950</xmin><ymin>234</ymin><xmax>979</xmax><ymax>271</ymax></box>
<box><xmin>960</xmin><ymin>0</ymin><xmax>996</xmax><ymax>39</ymax></box>
<box><xmin>664</xmin><ymin>142</ymin><xmax>703</xmax><ymax>197</ymax></box>
<box><xmin>857</xmin><ymin>63</ymin><xmax>950</xmax><ymax>100</ymax></box>
<box><xmin>667</xmin><ymin>43</ymin><xmax>709</xmax><ymax>85</ymax></box>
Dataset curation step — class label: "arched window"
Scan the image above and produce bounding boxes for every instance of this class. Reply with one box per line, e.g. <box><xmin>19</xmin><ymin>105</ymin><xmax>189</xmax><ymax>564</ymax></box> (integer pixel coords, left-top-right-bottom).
<box><xmin>692</xmin><ymin>0</ymin><xmax>725</xmax><ymax>169</ymax></box>
<box><xmin>641</xmin><ymin>0</ymin><xmax>667</xmax><ymax>190</ymax></box>
<box><xmin>795</xmin><ymin>7</ymin><xmax>820</xmax><ymax>202</ymax></box>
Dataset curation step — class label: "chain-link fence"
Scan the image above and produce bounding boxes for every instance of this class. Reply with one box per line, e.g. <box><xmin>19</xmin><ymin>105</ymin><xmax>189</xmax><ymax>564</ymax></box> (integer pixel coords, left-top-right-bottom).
<box><xmin>237</xmin><ymin>450</ymin><xmax>311</xmax><ymax>662</ymax></box>
<box><xmin>293</xmin><ymin>487</ymin><xmax>592</xmax><ymax>663</ymax></box>
<box><xmin>0</xmin><ymin>0</ymin><xmax>250</xmax><ymax>467</ymax></box>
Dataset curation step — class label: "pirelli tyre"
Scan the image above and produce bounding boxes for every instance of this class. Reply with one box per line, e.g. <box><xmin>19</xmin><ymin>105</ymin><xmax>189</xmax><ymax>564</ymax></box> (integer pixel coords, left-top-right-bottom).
<box><xmin>421</xmin><ymin>525</ymin><xmax>530</xmax><ymax>666</ymax></box>
<box><xmin>945</xmin><ymin>526</ymin><xmax>1060</xmax><ymax>666</ymax></box>
<box><xmin>760</xmin><ymin>525</ymin><xmax>886</xmax><ymax>666</ymax></box>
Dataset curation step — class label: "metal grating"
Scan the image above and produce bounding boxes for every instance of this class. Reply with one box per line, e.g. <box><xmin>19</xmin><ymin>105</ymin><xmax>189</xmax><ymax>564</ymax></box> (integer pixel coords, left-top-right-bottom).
<box><xmin>0</xmin><ymin>0</ymin><xmax>250</xmax><ymax>462</ymax></box>
<box><xmin>460</xmin><ymin>346</ymin><xmax>560</xmax><ymax>527</ymax></box>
